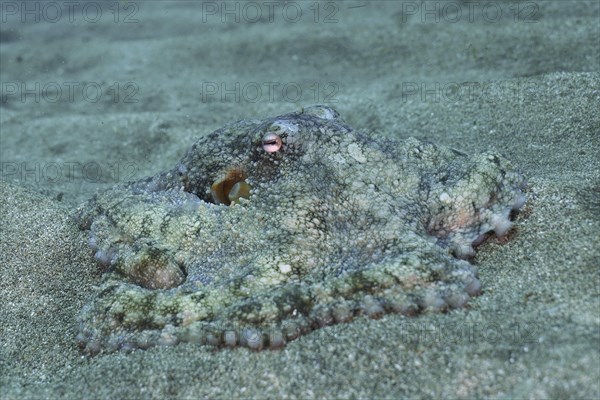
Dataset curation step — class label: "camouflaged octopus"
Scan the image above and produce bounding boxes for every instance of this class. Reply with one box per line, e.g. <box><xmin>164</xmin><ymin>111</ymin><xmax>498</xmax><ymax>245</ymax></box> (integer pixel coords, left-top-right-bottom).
<box><xmin>75</xmin><ymin>105</ymin><xmax>527</xmax><ymax>354</ymax></box>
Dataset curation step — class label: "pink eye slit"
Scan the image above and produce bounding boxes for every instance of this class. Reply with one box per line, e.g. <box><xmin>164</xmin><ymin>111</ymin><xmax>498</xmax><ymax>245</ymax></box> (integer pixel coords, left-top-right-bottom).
<box><xmin>262</xmin><ymin>132</ymin><xmax>282</xmax><ymax>153</ymax></box>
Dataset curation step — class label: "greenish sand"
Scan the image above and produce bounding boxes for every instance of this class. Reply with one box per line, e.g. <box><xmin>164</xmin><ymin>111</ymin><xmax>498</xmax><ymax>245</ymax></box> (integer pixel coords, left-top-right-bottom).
<box><xmin>1</xmin><ymin>1</ymin><xmax>598</xmax><ymax>398</ymax></box>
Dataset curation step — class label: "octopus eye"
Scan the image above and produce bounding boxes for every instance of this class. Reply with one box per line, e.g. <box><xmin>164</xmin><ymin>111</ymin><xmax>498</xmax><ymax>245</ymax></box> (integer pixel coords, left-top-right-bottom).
<box><xmin>262</xmin><ymin>132</ymin><xmax>282</xmax><ymax>153</ymax></box>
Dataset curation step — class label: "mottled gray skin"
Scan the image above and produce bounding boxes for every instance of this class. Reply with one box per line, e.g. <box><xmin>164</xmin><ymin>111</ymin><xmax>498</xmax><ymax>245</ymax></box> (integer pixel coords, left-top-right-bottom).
<box><xmin>75</xmin><ymin>106</ymin><xmax>527</xmax><ymax>354</ymax></box>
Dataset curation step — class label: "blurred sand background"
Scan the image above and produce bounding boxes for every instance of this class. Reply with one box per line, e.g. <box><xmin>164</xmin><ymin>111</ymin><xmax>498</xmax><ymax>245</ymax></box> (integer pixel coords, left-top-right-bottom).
<box><xmin>1</xmin><ymin>1</ymin><xmax>599</xmax><ymax>398</ymax></box>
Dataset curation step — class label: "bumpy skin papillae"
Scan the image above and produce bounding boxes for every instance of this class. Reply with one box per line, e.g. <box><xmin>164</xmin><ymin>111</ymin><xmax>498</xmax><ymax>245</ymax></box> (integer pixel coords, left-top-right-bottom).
<box><xmin>75</xmin><ymin>106</ymin><xmax>526</xmax><ymax>354</ymax></box>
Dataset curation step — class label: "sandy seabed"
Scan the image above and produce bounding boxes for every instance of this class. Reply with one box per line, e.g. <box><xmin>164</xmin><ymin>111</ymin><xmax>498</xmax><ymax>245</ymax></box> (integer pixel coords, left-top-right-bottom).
<box><xmin>1</xmin><ymin>1</ymin><xmax>599</xmax><ymax>398</ymax></box>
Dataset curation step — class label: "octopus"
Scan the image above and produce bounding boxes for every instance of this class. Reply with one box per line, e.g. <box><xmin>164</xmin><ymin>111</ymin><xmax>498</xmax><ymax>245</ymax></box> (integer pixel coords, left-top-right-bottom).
<box><xmin>74</xmin><ymin>105</ymin><xmax>527</xmax><ymax>355</ymax></box>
